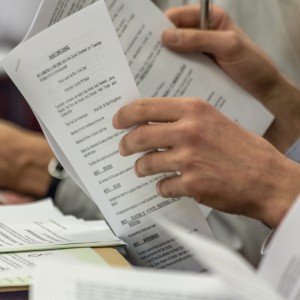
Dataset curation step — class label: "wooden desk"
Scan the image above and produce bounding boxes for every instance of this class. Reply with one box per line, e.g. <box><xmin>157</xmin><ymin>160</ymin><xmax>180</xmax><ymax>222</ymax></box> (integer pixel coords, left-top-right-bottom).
<box><xmin>0</xmin><ymin>247</ymin><xmax>130</xmax><ymax>300</ymax></box>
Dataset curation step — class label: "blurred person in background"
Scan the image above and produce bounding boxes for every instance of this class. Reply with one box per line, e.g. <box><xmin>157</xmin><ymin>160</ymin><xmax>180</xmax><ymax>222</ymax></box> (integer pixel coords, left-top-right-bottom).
<box><xmin>0</xmin><ymin>0</ymin><xmax>103</xmax><ymax>221</ymax></box>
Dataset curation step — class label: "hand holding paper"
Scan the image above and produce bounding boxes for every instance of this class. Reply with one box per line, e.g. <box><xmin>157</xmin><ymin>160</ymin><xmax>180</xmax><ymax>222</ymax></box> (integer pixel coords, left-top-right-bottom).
<box><xmin>2</xmin><ymin>0</ymin><xmax>275</xmax><ymax>271</ymax></box>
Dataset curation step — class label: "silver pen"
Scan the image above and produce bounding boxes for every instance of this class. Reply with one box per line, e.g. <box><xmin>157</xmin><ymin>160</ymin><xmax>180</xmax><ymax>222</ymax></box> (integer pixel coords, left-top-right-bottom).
<box><xmin>200</xmin><ymin>0</ymin><xmax>212</xmax><ymax>30</ymax></box>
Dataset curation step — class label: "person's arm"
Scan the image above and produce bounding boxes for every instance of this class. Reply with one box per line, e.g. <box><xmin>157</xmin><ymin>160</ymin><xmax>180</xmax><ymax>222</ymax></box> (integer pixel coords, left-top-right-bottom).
<box><xmin>162</xmin><ymin>4</ymin><xmax>300</xmax><ymax>153</ymax></box>
<box><xmin>0</xmin><ymin>119</ymin><xmax>53</xmax><ymax>197</ymax></box>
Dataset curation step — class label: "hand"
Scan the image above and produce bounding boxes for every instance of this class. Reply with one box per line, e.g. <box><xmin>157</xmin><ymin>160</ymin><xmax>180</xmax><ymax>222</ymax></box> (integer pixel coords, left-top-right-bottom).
<box><xmin>113</xmin><ymin>98</ymin><xmax>300</xmax><ymax>228</ymax></box>
<box><xmin>162</xmin><ymin>5</ymin><xmax>300</xmax><ymax>153</ymax></box>
<box><xmin>0</xmin><ymin>120</ymin><xmax>53</xmax><ymax>198</ymax></box>
<box><xmin>163</xmin><ymin>5</ymin><xmax>281</xmax><ymax>102</ymax></box>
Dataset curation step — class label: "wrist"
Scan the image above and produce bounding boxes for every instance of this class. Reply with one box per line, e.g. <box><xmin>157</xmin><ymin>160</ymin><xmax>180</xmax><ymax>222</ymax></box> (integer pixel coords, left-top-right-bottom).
<box><xmin>263</xmin><ymin>80</ymin><xmax>300</xmax><ymax>153</ymax></box>
<box><xmin>46</xmin><ymin>158</ymin><xmax>68</xmax><ymax>201</ymax></box>
<box><xmin>258</xmin><ymin>156</ymin><xmax>300</xmax><ymax>228</ymax></box>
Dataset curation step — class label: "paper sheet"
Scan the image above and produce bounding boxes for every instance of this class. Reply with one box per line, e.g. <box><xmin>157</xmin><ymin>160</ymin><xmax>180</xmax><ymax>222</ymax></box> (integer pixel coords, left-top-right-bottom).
<box><xmin>30</xmin><ymin>262</ymin><xmax>238</xmax><ymax>300</ymax></box>
<box><xmin>0</xmin><ymin>198</ymin><xmax>63</xmax><ymax>220</ymax></box>
<box><xmin>156</xmin><ymin>218</ymin><xmax>282</xmax><ymax>300</ymax></box>
<box><xmin>258</xmin><ymin>196</ymin><xmax>300</xmax><ymax>300</ymax></box>
<box><xmin>0</xmin><ymin>216</ymin><xmax>124</xmax><ymax>253</ymax></box>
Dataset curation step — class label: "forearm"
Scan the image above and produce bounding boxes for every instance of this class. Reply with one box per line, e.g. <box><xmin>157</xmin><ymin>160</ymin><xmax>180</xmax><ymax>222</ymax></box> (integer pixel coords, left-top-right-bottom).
<box><xmin>249</xmin><ymin>153</ymin><xmax>300</xmax><ymax>228</ymax></box>
<box><xmin>0</xmin><ymin>120</ymin><xmax>53</xmax><ymax>197</ymax></box>
<box><xmin>262</xmin><ymin>78</ymin><xmax>300</xmax><ymax>153</ymax></box>
<box><xmin>19</xmin><ymin>131</ymin><xmax>53</xmax><ymax>197</ymax></box>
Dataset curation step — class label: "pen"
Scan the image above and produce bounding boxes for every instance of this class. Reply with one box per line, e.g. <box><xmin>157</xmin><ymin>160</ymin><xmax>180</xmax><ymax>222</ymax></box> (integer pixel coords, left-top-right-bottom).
<box><xmin>200</xmin><ymin>0</ymin><xmax>212</xmax><ymax>30</ymax></box>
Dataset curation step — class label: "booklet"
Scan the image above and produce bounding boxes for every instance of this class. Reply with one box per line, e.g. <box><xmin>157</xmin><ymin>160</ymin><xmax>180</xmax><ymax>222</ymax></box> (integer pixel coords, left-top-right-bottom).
<box><xmin>2</xmin><ymin>0</ymin><xmax>273</xmax><ymax>271</ymax></box>
<box><xmin>31</xmin><ymin>196</ymin><xmax>300</xmax><ymax>300</ymax></box>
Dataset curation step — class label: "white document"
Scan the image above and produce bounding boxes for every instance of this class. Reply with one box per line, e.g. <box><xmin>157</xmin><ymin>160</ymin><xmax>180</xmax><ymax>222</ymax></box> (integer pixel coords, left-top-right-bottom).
<box><xmin>258</xmin><ymin>196</ymin><xmax>300</xmax><ymax>300</ymax></box>
<box><xmin>0</xmin><ymin>217</ymin><xmax>124</xmax><ymax>253</ymax></box>
<box><xmin>23</xmin><ymin>0</ymin><xmax>274</xmax><ymax>136</ymax></box>
<box><xmin>2</xmin><ymin>0</ymin><xmax>273</xmax><ymax>271</ymax></box>
<box><xmin>0</xmin><ymin>247</ymin><xmax>108</xmax><ymax>288</ymax></box>
<box><xmin>156</xmin><ymin>218</ymin><xmax>282</xmax><ymax>300</ymax></box>
<box><xmin>0</xmin><ymin>199</ymin><xmax>124</xmax><ymax>252</ymax></box>
<box><xmin>2</xmin><ymin>0</ymin><xmax>213</xmax><ymax>271</ymax></box>
<box><xmin>31</xmin><ymin>262</ymin><xmax>238</xmax><ymax>300</ymax></box>
<box><xmin>0</xmin><ymin>198</ymin><xmax>63</xmax><ymax>220</ymax></box>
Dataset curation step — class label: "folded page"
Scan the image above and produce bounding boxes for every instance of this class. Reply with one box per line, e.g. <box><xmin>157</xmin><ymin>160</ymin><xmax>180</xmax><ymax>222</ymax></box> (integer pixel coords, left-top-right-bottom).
<box><xmin>156</xmin><ymin>218</ymin><xmax>282</xmax><ymax>300</ymax></box>
<box><xmin>258</xmin><ymin>195</ymin><xmax>300</xmax><ymax>300</ymax></box>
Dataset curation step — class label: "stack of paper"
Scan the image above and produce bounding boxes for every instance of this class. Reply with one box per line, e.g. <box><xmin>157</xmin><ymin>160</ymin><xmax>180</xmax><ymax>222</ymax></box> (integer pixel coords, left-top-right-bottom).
<box><xmin>31</xmin><ymin>196</ymin><xmax>300</xmax><ymax>300</ymax></box>
<box><xmin>0</xmin><ymin>199</ymin><xmax>125</xmax><ymax>291</ymax></box>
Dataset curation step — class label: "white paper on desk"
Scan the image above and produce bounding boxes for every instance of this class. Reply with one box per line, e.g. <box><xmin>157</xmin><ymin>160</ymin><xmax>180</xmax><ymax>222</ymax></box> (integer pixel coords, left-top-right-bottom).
<box><xmin>0</xmin><ymin>198</ymin><xmax>63</xmax><ymax>220</ymax></box>
<box><xmin>31</xmin><ymin>262</ymin><xmax>238</xmax><ymax>300</ymax></box>
<box><xmin>0</xmin><ymin>217</ymin><xmax>124</xmax><ymax>253</ymax></box>
<box><xmin>156</xmin><ymin>218</ymin><xmax>283</xmax><ymax>300</ymax></box>
<box><xmin>2</xmin><ymin>0</ymin><xmax>213</xmax><ymax>272</ymax></box>
<box><xmin>0</xmin><ymin>247</ymin><xmax>108</xmax><ymax>288</ymax></box>
<box><xmin>258</xmin><ymin>195</ymin><xmax>300</xmax><ymax>300</ymax></box>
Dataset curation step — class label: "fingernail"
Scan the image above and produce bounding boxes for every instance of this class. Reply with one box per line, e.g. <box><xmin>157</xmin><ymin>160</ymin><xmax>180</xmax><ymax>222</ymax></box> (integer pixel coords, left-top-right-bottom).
<box><xmin>118</xmin><ymin>143</ymin><xmax>124</xmax><ymax>156</ymax></box>
<box><xmin>112</xmin><ymin>115</ymin><xmax>117</xmax><ymax>129</ymax></box>
<box><xmin>163</xmin><ymin>29</ymin><xmax>180</xmax><ymax>45</ymax></box>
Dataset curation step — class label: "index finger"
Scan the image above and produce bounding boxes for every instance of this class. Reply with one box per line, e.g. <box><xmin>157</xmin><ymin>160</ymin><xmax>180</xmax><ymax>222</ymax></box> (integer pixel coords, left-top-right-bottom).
<box><xmin>113</xmin><ymin>98</ymin><xmax>185</xmax><ymax>129</ymax></box>
<box><xmin>166</xmin><ymin>4</ymin><xmax>230</xmax><ymax>31</ymax></box>
<box><xmin>165</xmin><ymin>5</ymin><xmax>200</xmax><ymax>28</ymax></box>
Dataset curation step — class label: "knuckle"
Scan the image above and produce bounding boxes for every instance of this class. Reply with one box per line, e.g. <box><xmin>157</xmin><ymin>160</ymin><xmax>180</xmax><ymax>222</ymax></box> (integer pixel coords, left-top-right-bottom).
<box><xmin>222</xmin><ymin>31</ymin><xmax>243</xmax><ymax>58</ymax></box>
<box><xmin>158</xmin><ymin>180</ymin><xmax>174</xmax><ymax>198</ymax></box>
<box><xmin>135</xmin><ymin>126</ymin><xmax>148</xmax><ymax>147</ymax></box>
<box><xmin>177</xmin><ymin>117</ymin><xmax>206</xmax><ymax>145</ymax></box>
<box><xmin>182</xmin><ymin>98</ymin><xmax>210</xmax><ymax>115</ymax></box>
<box><xmin>172</xmin><ymin>147</ymin><xmax>191</xmax><ymax>169</ymax></box>
<box><xmin>134</xmin><ymin>101</ymin><xmax>151</xmax><ymax>121</ymax></box>
<box><xmin>114</xmin><ymin>109</ymin><xmax>127</xmax><ymax>128</ymax></box>
<box><xmin>135</xmin><ymin>154</ymin><xmax>155</xmax><ymax>177</ymax></box>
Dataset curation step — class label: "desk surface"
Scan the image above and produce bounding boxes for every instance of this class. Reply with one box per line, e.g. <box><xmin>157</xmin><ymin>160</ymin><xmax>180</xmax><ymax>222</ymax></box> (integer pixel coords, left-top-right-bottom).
<box><xmin>0</xmin><ymin>247</ymin><xmax>130</xmax><ymax>300</ymax></box>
